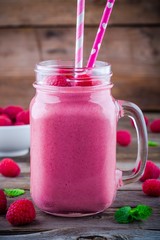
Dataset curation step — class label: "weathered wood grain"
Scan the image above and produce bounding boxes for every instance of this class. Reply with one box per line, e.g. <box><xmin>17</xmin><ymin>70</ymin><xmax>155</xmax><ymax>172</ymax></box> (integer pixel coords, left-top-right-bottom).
<box><xmin>0</xmin><ymin>28</ymin><xmax>39</xmax><ymax>77</ymax></box>
<box><xmin>0</xmin><ymin>0</ymin><xmax>160</xmax><ymax>26</ymax></box>
<box><xmin>0</xmin><ymin>175</ymin><xmax>30</xmax><ymax>190</ymax></box>
<box><xmin>0</xmin><ymin>190</ymin><xmax>159</xmax><ymax>234</ymax></box>
<box><xmin>37</xmin><ymin>27</ymin><xmax>160</xmax><ymax>69</ymax></box>
<box><xmin>0</xmin><ymin>28</ymin><xmax>37</xmax><ymax>107</ymax></box>
<box><xmin>32</xmin><ymin>27</ymin><xmax>160</xmax><ymax>111</ymax></box>
<box><xmin>0</xmin><ymin>228</ymin><xmax>160</xmax><ymax>240</ymax></box>
<box><xmin>0</xmin><ymin>76</ymin><xmax>35</xmax><ymax>108</ymax></box>
<box><xmin>1</xmin><ymin>165</ymin><xmax>160</xmax><ymax>191</ymax></box>
<box><xmin>3</xmin><ymin>189</ymin><xmax>160</xmax><ymax>210</ymax></box>
<box><xmin>0</xmin><ymin>27</ymin><xmax>159</xmax><ymax>110</ymax></box>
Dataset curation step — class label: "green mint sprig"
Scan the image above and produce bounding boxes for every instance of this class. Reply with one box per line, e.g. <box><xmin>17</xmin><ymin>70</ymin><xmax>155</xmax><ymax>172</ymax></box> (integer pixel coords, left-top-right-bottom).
<box><xmin>148</xmin><ymin>140</ymin><xmax>159</xmax><ymax>147</ymax></box>
<box><xmin>130</xmin><ymin>205</ymin><xmax>152</xmax><ymax>221</ymax></box>
<box><xmin>114</xmin><ymin>206</ymin><xmax>133</xmax><ymax>223</ymax></box>
<box><xmin>4</xmin><ymin>188</ymin><xmax>25</xmax><ymax>197</ymax></box>
<box><xmin>115</xmin><ymin>205</ymin><xmax>152</xmax><ymax>224</ymax></box>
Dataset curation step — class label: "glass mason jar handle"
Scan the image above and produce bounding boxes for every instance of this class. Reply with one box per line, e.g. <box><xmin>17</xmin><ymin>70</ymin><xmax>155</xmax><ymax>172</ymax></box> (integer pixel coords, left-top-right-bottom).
<box><xmin>117</xmin><ymin>100</ymin><xmax>148</xmax><ymax>185</ymax></box>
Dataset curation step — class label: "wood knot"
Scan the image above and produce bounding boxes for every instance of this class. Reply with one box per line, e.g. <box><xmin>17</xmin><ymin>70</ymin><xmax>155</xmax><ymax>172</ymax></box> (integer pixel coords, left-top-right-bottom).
<box><xmin>77</xmin><ymin>236</ymin><xmax>108</xmax><ymax>240</ymax></box>
<box><xmin>77</xmin><ymin>234</ymin><xmax>129</xmax><ymax>240</ymax></box>
<box><xmin>45</xmin><ymin>30</ymin><xmax>63</xmax><ymax>38</ymax></box>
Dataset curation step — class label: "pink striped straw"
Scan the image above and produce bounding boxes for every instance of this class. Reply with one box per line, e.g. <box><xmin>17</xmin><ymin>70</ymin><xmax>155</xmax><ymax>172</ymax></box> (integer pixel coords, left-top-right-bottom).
<box><xmin>75</xmin><ymin>0</ymin><xmax>85</xmax><ymax>68</ymax></box>
<box><xmin>87</xmin><ymin>0</ymin><xmax>115</xmax><ymax>68</ymax></box>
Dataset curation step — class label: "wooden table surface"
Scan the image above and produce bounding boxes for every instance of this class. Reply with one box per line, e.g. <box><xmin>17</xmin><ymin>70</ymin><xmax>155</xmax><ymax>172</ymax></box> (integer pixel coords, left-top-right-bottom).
<box><xmin>0</xmin><ymin>113</ymin><xmax>160</xmax><ymax>240</ymax></box>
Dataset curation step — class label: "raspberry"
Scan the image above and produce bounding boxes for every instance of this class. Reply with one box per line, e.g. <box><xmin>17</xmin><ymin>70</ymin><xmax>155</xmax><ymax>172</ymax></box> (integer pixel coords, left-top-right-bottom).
<box><xmin>3</xmin><ymin>105</ymin><xmax>24</xmax><ymax>121</ymax></box>
<box><xmin>14</xmin><ymin>121</ymin><xmax>25</xmax><ymax>126</ymax></box>
<box><xmin>0</xmin><ymin>189</ymin><xmax>7</xmax><ymax>214</ymax></box>
<box><xmin>16</xmin><ymin>110</ymin><xmax>30</xmax><ymax>124</ymax></box>
<box><xmin>140</xmin><ymin>160</ymin><xmax>160</xmax><ymax>182</ymax></box>
<box><xmin>0</xmin><ymin>158</ymin><xmax>20</xmax><ymax>177</ymax></box>
<box><xmin>6</xmin><ymin>199</ymin><xmax>36</xmax><ymax>226</ymax></box>
<box><xmin>142</xmin><ymin>179</ymin><xmax>160</xmax><ymax>197</ymax></box>
<box><xmin>0</xmin><ymin>107</ymin><xmax>3</xmax><ymax>114</ymax></box>
<box><xmin>144</xmin><ymin>116</ymin><xmax>149</xmax><ymax>126</ymax></box>
<box><xmin>0</xmin><ymin>115</ymin><xmax>12</xmax><ymax>126</ymax></box>
<box><xmin>117</xmin><ymin>130</ymin><xmax>131</xmax><ymax>146</ymax></box>
<box><xmin>150</xmin><ymin>119</ymin><xmax>160</xmax><ymax>133</ymax></box>
<box><xmin>69</xmin><ymin>74</ymin><xmax>99</xmax><ymax>86</ymax></box>
<box><xmin>74</xmin><ymin>74</ymin><xmax>94</xmax><ymax>86</ymax></box>
<box><xmin>45</xmin><ymin>75</ymin><xmax>69</xmax><ymax>86</ymax></box>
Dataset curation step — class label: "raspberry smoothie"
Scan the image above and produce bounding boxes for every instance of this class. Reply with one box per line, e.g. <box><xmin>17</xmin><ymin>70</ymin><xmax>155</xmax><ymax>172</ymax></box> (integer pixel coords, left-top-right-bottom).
<box><xmin>30</xmin><ymin>83</ymin><xmax>118</xmax><ymax>216</ymax></box>
<box><xmin>30</xmin><ymin>61</ymin><xmax>148</xmax><ymax>216</ymax></box>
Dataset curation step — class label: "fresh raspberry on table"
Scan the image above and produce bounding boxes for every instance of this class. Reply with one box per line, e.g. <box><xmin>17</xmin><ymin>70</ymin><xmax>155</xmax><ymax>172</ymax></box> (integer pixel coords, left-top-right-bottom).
<box><xmin>150</xmin><ymin>119</ymin><xmax>160</xmax><ymax>133</ymax></box>
<box><xmin>0</xmin><ymin>189</ymin><xmax>7</xmax><ymax>214</ymax></box>
<box><xmin>142</xmin><ymin>179</ymin><xmax>160</xmax><ymax>197</ymax></box>
<box><xmin>144</xmin><ymin>116</ymin><xmax>149</xmax><ymax>126</ymax></box>
<box><xmin>6</xmin><ymin>199</ymin><xmax>36</xmax><ymax>226</ymax></box>
<box><xmin>3</xmin><ymin>105</ymin><xmax>24</xmax><ymax>121</ymax></box>
<box><xmin>0</xmin><ymin>158</ymin><xmax>21</xmax><ymax>177</ymax></box>
<box><xmin>140</xmin><ymin>160</ymin><xmax>160</xmax><ymax>182</ymax></box>
<box><xmin>0</xmin><ymin>115</ymin><xmax>12</xmax><ymax>126</ymax></box>
<box><xmin>117</xmin><ymin>130</ymin><xmax>131</xmax><ymax>146</ymax></box>
<box><xmin>16</xmin><ymin>110</ymin><xmax>30</xmax><ymax>125</ymax></box>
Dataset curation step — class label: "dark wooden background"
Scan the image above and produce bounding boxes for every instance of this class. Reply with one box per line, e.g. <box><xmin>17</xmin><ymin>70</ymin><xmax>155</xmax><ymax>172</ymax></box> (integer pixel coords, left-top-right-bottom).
<box><xmin>0</xmin><ymin>0</ymin><xmax>160</xmax><ymax>111</ymax></box>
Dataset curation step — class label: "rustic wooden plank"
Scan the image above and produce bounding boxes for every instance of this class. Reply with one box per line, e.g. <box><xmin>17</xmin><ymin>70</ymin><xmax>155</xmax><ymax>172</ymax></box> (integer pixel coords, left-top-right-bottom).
<box><xmin>1</xmin><ymin>170</ymin><xmax>159</xmax><ymax>191</ymax></box>
<box><xmin>0</xmin><ymin>191</ymin><xmax>159</xmax><ymax>232</ymax></box>
<box><xmin>0</xmin><ymin>229</ymin><xmax>160</xmax><ymax>240</ymax></box>
<box><xmin>0</xmin><ymin>76</ymin><xmax>35</xmax><ymax>109</ymax></box>
<box><xmin>0</xmin><ymin>29</ymin><xmax>39</xmax><ymax>77</ymax></box>
<box><xmin>0</xmin><ymin>0</ymin><xmax>160</xmax><ymax>26</ymax></box>
<box><xmin>0</xmin><ymin>190</ymin><xmax>159</xmax><ymax>234</ymax></box>
<box><xmin>117</xmin><ymin>144</ymin><xmax>160</xmax><ymax>163</ymax></box>
<box><xmin>37</xmin><ymin>27</ymin><xmax>160</xmax><ymax>111</ymax></box>
<box><xmin>112</xmin><ymin>75</ymin><xmax>160</xmax><ymax>111</ymax></box>
<box><xmin>0</xmin><ymin>175</ymin><xmax>30</xmax><ymax>190</ymax></box>
<box><xmin>4</xmin><ymin>189</ymin><xmax>160</xmax><ymax>210</ymax></box>
<box><xmin>0</xmin><ymin>28</ymin><xmax>159</xmax><ymax>110</ymax></box>
<box><xmin>0</xmin><ymin>163</ymin><xmax>159</xmax><ymax>191</ymax></box>
<box><xmin>37</xmin><ymin>27</ymin><xmax>160</xmax><ymax>68</ymax></box>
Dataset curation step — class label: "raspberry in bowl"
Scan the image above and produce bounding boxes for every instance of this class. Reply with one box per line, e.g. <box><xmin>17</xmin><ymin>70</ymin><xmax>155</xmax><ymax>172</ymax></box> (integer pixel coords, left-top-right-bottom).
<box><xmin>0</xmin><ymin>105</ymin><xmax>30</xmax><ymax>157</ymax></box>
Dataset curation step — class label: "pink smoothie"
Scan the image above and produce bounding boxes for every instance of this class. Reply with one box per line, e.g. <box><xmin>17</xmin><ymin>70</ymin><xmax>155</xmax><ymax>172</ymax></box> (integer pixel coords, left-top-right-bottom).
<box><xmin>30</xmin><ymin>88</ymin><xmax>118</xmax><ymax>216</ymax></box>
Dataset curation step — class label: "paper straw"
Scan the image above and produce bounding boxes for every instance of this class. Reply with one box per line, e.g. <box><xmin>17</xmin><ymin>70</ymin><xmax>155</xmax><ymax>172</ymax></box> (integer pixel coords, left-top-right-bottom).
<box><xmin>75</xmin><ymin>0</ymin><xmax>85</xmax><ymax>68</ymax></box>
<box><xmin>87</xmin><ymin>0</ymin><xmax>115</xmax><ymax>68</ymax></box>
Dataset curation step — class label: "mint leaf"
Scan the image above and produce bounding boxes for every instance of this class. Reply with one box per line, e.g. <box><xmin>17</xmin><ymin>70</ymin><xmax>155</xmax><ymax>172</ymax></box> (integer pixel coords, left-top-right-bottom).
<box><xmin>115</xmin><ymin>205</ymin><xmax>152</xmax><ymax>224</ymax></box>
<box><xmin>148</xmin><ymin>141</ymin><xmax>159</xmax><ymax>147</ymax></box>
<box><xmin>4</xmin><ymin>188</ymin><xmax>25</xmax><ymax>197</ymax></box>
<box><xmin>130</xmin><ymin>205</ymin><xmax>152</xmax><ymax>221</ymax></box>
<box><xmin>114</xmin><ymin>206</ymin><xmax>133</xmax><ymax>224</ymax></box>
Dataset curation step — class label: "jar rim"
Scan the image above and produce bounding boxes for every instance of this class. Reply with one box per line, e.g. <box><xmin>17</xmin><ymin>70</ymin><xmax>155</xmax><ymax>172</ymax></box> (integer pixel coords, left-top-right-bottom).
<box><xmin>35</xmin><ymin>60</ymin><xmax>113</xmax><ymax>90</ymax></box>
<box><xmin>33</xmin><ymin>82</ymin><xmax>114</xmax><ymax>93</ymax></box>
<box><xmin>35</xmin><ymin>60</ymin><xmax>112</xmax><ymax>75</ymax></box>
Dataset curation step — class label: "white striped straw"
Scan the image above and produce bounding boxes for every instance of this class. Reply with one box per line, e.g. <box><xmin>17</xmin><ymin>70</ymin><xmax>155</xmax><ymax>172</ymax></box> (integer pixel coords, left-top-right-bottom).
<box><xmin>75</xmin><ymin>0</ymin><xmax>85</xmax><ymax>68</ymax></box>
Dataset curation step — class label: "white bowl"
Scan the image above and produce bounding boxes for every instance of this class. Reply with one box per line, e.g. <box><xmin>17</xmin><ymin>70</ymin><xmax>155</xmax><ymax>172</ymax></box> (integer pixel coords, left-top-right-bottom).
<box><xmin>0</xmin><ymin>125</ymin><xmax>30</xmax><ymax>157</ymax></box>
